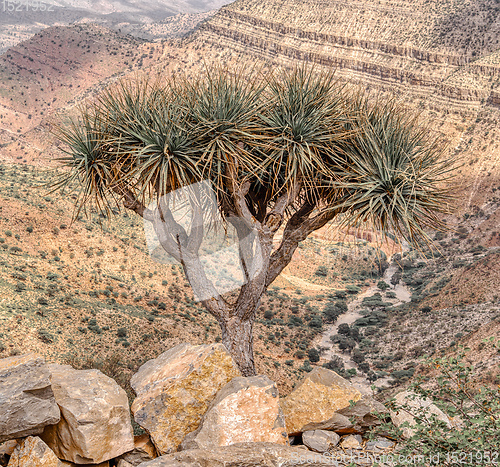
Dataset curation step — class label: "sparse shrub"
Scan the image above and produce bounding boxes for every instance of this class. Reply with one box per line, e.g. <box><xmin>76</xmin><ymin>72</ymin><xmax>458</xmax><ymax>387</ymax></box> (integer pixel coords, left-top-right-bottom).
<box><xmin>322</xmin><ymin>355</ymin><xmax>345</xmax><ymax>374</ymax></box>
<box><xmin>264</xmin><ymin>310</ymin><xmax>274</xmax><ymax>320</ymax></box>
<box><xmin>300</xmin><ymin>360</ymin><xmax>313</xmax><ymax>372</ymax></box>
<box><xmin>38</xmin><ymin>329</ymin><xmax>54</xmax><ymax>344</ymax></box>
<box><xmin>338</xmin><ymin>323</ymin><xmax>351</xmax><ymax>336</ymax></box>
<box><xmin>294</xmin><ymin>350</ymin><xmax>305</xmax><ymax>359</ymax></box>
<box><xmin>308</xmin><ymin>315</ymin><xmax>323</xmax><ymax>329</ymax></box>
<box><xmin>288</xmin><ymin>316</ymin><xmax>303</xmax><ymax>327</ymax></box>
<box><xmin>307</xmin><ymin>348</ymin><xmax>320</xmax><ymax>363</ymax></box>
<box><xmin>377</xmin><ymin>280</ymin><xmax>390</xmax><ymax>290</ymax></box>
<box><xmin>352</xmin><ymin>348</ymin><xmax>365</xmax><ymax>363</ymax></box>
<box><xmin>372</xmin><ymin>340</ymin><xmax>500</xmax><ymax>465</ymax></box>
<box><xmin>346</xmin><ymin>285</ymin><xmax>361</xmax><ymax>294</ymax></box>
<box><xmin>315</xmin><ymin>265</ymin><xmax>328</xmax><ymax>277</ymax></box>
<box><xmin>117</xmin><ymin>328</ymin><xmax>127</xmax><ymax>338</ymax></box>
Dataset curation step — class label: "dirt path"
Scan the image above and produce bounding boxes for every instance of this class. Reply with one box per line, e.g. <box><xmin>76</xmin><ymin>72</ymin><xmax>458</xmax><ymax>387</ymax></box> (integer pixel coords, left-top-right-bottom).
<box><xmin>313</xmin><ymin>261</ymin><xmax>411</xmax><ymax>395</ymax></box>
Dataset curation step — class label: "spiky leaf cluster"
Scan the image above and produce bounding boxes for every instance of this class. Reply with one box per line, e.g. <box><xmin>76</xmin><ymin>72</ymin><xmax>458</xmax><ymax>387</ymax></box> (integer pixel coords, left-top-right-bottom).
<box><xmin>52</xmin><ymin>66</ymin><xmax>455</xmax><ymax>245</ymax></box>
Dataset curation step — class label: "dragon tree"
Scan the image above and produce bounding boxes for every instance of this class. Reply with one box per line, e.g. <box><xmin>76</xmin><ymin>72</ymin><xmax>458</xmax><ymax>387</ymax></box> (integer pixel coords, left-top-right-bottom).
<box><xmin>52</xmin><ymin>67</ymin><xmax>454</xmax><ymax>375</ymax></box>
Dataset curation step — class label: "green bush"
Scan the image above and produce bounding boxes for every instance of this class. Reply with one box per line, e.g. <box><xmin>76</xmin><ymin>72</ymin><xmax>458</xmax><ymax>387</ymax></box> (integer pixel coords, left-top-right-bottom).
<box><xmin>308</xmin><ymin>315</ymin><xmax>323</xmax><ymax>329</ymax></box>
<box><xmin>264</xmin><ymin>310</ymin><xmax>274</xmax><ymax>320</ymax></box>
<box><xmin>346</xmin><ymin>285</ymin><xmax>361</xmax><ymax>294</ymax></box>
<box><xmin>307</xmin><ymin>347</ymin><xmax>320</xmax><ymax>363</ymax></box>
<box><xmin>377</xmin><ymin>280</ymin><xmax>390</xmax><ymax>290</ymax></box>
<box><xmin>372</xmin><ymin>340</ymin><xmax>500</xmax><ymax>465</ymax></box>
<box><xmin>38</xmin><ymin>329</ymin><xmax>54</xmax><ymax>344</ymax></box>
<box><xmin>287</xmin><ymin>316</ymin><xmax>303</xmax><ymax>327</ymax></box>
<box><xmin>314</xmin><ymin>265</ymin><xmax>329</xmax><ymax>277</ymax></box>
<box><xmin>322</xmin><ymin>355</ymin><xmax>345</xmax><ymax>374</ymax></box>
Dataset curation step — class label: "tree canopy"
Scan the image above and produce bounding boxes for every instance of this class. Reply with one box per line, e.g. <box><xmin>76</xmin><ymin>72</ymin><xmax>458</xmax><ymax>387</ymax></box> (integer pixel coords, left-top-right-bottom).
<box><xmin>51</xmin><ymin>66</ymin><xmax>456</xmax><ymax>375</ymax></box>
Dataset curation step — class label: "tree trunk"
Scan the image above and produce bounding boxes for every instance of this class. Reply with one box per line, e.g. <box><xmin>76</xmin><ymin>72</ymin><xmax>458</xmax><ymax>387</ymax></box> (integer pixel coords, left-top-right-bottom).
<box><xmin>219</xmin><ymin>314</ymin><xmax>256</xmax><ymax>376</ymax></box>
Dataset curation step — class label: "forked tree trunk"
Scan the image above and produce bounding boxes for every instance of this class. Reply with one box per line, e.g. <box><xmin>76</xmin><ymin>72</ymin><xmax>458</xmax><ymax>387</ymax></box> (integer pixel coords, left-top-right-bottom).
<box><xmin>124</xmin><ymin>180</ymin><xmax>335</xmax><ymax>378</ymax></box>
<box><xmin>218</xmin><ymin>314</ymin><xmax>256</xmax><ymax>376</ymax></box>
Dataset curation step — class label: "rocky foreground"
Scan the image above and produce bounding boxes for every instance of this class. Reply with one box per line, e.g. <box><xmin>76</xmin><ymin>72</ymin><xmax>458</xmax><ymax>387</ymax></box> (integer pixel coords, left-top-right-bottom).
<box><xmin>0</xmin><ymin>343</ymin><xmax>454</xmax><ymax>466</ymax></box>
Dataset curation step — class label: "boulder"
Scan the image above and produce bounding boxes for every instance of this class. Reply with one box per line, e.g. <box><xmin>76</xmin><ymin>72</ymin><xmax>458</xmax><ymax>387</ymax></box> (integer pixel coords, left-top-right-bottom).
<box><xmin>336</xmin><ymin>395</ymin><xmax>389</xmax><ymax>433</ymax></box>
<box><xmin>302</xmin><ymin>430</ymin><xmax>340</xmax><ymax>453</ymax></box>
<box><xmin>300</xmin><ymin>413</ymin><xmax>353</xmax><ymax>434</ymax></box>
<box><xmin>41</xmin><ymin>363</ymin><xmax>134</xmax><ymax>464</ymax></box>
<box><xmin>7</xmin><ymin>436</ymin><xmax>67</xmax><ymax>467</ymax></box>
<box><xmin>131</xmin><ymin>343</ymin><xmax>241</xmax><ymax>454</ymax></box>
<box><xmin>118</xmin><ymin>435</ymin><xmax>157</xmax><ymax>466</ymax></box>
<box><xmin>118</xmin><ymin>461</ymin><xmax>135</xmax><ymax>467</ymax></box>
<box><xmin>0</xmin><ymin>354</ymin><xmax>60</xmax><ymax>442</ymax></box>
<box><xmin>181</xmin><ymin>375</ymin><xmax>288</xmax><ymax>450</ymax></box>
<box><xmin>339</xmin><ymin>434</ymin><xmax>362</xmax><ymax>450</ymax></box>
<box><xmin>280</xmin><ymin>368</ymin><xmax>362</xmax><ymax>435</ymax></box>
<box><xmin>365</xmin><ymin>437</ymin><xmax>396</xmax><ymax>452</ymax></box>
<box><xmin>390</xmin><ymin>390</ymin><xmax>452</xmax><ymax>439</ymax></box>
<box><xmin>0</xmin><ymin>440</ymin><xmax>18</xmax><ymax>466</ymax></box>
<box><xmin>135</xmin><ymin>442</ymin><xmax>342</xmax><ymax>466</ymax></box>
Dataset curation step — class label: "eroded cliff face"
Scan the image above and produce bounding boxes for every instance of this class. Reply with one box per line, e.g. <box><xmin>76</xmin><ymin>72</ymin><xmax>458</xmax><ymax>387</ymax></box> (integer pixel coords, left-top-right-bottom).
<box><xmin>187</xmin><ymin>0</ymin><xmax>500</xmax><ymax>219</ymax></box>
<box><xmin>197</xmin><ymin>0</ymin><xmax>500</xmax><ymax>108</ymax></box>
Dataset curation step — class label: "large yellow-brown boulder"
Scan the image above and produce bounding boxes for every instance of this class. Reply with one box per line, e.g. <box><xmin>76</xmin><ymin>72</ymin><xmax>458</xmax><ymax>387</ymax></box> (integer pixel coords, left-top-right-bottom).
<box><xmin>180</xmin><ymin>375</ymin><xmax>289</xmax><ymax>450</ymax></box>
<box><xmin>7</xmin><ymin>436</ymin><xmax>67</xmax><ymax>467</ymax></box>
<box><xmin>41</xmin><ymin>364</ymin><xmax>134</xmax><ymax>464</ymax></box>
<box><xmin>280</xmin><ymin>367</ymin><xmax>362</xmax><ymax>435</ymax></box>
<box><xmin>130</xmin><ymin>343</ymin><xmax>241</xmax><ymax>454</ymax></box>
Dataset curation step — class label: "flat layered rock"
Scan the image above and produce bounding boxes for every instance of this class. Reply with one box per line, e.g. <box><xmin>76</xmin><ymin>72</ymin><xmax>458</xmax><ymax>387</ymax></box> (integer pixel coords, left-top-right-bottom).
<box><xmin>281</xmin><ymin>368</ymin><xmax>362</xmax><ymax>435</ymax></box>
<box><xmin>117</xmin><ymin>435</ymin><xmax>157</xmax><ymax>466</ymax></box>
<box><xmin>181</xmin><ymin>375</ymin><xmax>288</xmax><ymax>450</ymax></box>
<box><xmin>41</xmin><ymin>364</ymin><xmax>134</xmax><ymax>464</ymax></box>
<box><xmin>300</xmin><ymin>413</ymin><xmax>353</xmax><ymax>434</ymax></box>
<box><xmin>336</xmin><ymin>395</ymin><xmax>389</xmax><ymax>433</ymax></box>
<box><xmin>131</xmin><ymin>343</ymin><xmax>241</xmax><ymax>454</ymax></box>
<box><xmin>136</xmin><ymin>442</ymin><xmax>341</xmax><ymax>466</ymax></box>
<box><xmin>0</xmin><ymin>354</ymin><xmax>60</xmax><ymax>442</ymax></box>
<box><xmin>302</xmin><ymin>430</ymin><xmax>340</xmax><ymax>453</ymax></box>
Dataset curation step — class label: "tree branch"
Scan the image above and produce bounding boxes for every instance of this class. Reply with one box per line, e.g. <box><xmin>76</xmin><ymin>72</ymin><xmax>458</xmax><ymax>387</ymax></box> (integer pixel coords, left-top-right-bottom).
<box><xmin>265</xmin><ymin>203</ymin><xmax>343</xmax><ymax>288</ymax></box>
<box><xmin>114</xmin><ymin>186</ymin><xmax>155</xmax><ymax>222</ymax></box>
<box><xmin>264</xmin><ymin>180</ymin><xmax>301</xmax><ymax>233</ymax></box>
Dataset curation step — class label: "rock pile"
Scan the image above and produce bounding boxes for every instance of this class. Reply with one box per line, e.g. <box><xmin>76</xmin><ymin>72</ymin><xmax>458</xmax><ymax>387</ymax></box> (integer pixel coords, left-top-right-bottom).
<box><xmin>0</xmin><ymin>342</ymin><xmax>453</xmax><ymax>466</ymax></box>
